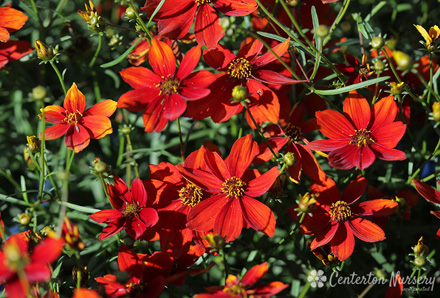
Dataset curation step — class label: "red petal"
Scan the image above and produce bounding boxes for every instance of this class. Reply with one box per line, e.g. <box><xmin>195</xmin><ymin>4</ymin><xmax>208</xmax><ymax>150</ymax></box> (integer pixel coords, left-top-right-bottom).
<box><xmin>252</xmin><ymin>39</ymin><xmax>290</xmax><ymax>68</ymax></box>
<box><xmin>348</xmin><ymin>217</ymin><xmax>385</xmax><ymax>242</ymax></box>
<box><xmin>204</xmin><ymin>46</ymin><xmax>236</xmax><ymax>70</ymax></box>
<box><xmin>0</xmin><ymin>27</ymin><xmax>9</xmax><ymax>43</ymax></box>
<box><xmin>42</xmin><ymin>105</ymin><xmax>66</xmax><ymax>123</ymax></box>
<box><xmin>194</xmin><ymin>4</ymin><xmax>224</xmax><ymax>50</ymax></box>
<box><xmin>81</xmin><ymin>115</ymin><xmax>113</xmax><ymax>139</ymax></box>
<box><xmin>240</xmin><ymin>196</ymin><xmax>276</xmax><ymax>237</ymax></box>
<box><xmin>307</xmin><ymin>139</ymin><xmax>349</xmax><ymax>151</ymax></box>
<box><xmin>90</xmin><ymin>209</ymin><xmax>123</xmax><ymax>223</ymax></box>
<box><xmin>187</xmin><ymin>194</ymin><xmax>228</xmax><ymax>231</ymax></box>
<box><xmin>310</xmin><ymin>221</ymin><xmax>338</xmax><ymax>250</ymax></box>
<box><xmin>176</xmin><ymin>45</ymin><xmax>201</xmax><ymax>80</ymax></box>
<box><xmin>64</xmin><ymin>83</ymin><xmax>86</xmax><ymax>114</ymax></box>
<box><xmin>120</xmin><ymin>67</ymin><xmax>160</xmax><ymax>89</ymax></box>
<box><xmin>64</xmin><ymin>125</ymin><xmax>91</xmax><ymax>153</ymax></box>
<box><xmin>213</xmin><ymin>0</ymin><xmax>258</xmax><ymax>16</ymax></box>
<box><xmin>24</xmin><ymin>263</ymin><xmax>51</xmax><ymax>282</ymax></box>
<box><xmin>130</xmin><ymin>178</ymin><xmax>148</xmax><ymax>207</ymax></box>
<box><xmin>251</xmin><ymin>281</ymin><xmax>289</xmax><ymax>297</ymax></box>
<box><xmin>315</xmin><ymin>109</ymin><xmax>354</xmax><ymax>139</ymax></box>
<box><xmin>43</xmin><ymin>123</ymin><xmax>70</xmax><ymax>140</ymax></box>
<box><xmin>156</xmin><ymin>5</ymin><xmax>196</xmax><ymax>40</ymax></box>
<box><xmin>214</xmin><ymin>198</ymin><xmax>243</xmax><ymax>242</ymax></box>
<box><xmin>179</xmin><ymin>87</ymin><xmax>211</xmax><ymax>101</ymax></box>
<box><xmin>225</xmin><ymin>134</ymin><xmax>259</xmax><ymax>178</ymax></box>
<box><xmin>253</xmin><ymin>137</ymin><xmax>288</xmax><ymax>164</ymax></box>
<box><xmin>252</xmin><ymin>69</ymin><xmax>305</xmax><ymax>84</ymax></box>
<box><xmin>241</xmin><ymin>263</ymin><xmax>268</xmax><ymax>286</ymax></box>
<box><xmin>245</xmin><ymin>167</ymin><xmax>280</xmax><ymax>197</ymax></box>
<box><xmin>161</xmin><ymin>94</ymin><xmax>187</xmax><ymax>120</ymax></box>
<box><xmin>412</xmin><ymin>179</ymin><xmax>440</xmax><ymax>205</ymax></box>
<box><xmin>178</xmin><ymin>165</ymin><xmax>224</xmax><ymax>192</ymax></box>
<box><xmin>311</xmin><ymin>176</ymin><xmax>340</xmax><ymax>205</ymax></box>
<box><xmin>330</xmin><ymin>222</ymin><xmax>355</xmax><ymax>261</ymax></box>
<box><xmin>372</xmin><ymin>122</ymin><xmax>406</xmax><ymax>148</ymax></box>
<box><xmin>118</xmin><ymin>88</ymin><xmax>160</xmax><ymax>112</ymax></box>
<box><xmin>0</xmin><ymin>7</ymin><xmax>28</xmax><ymax>41</ymax></box>
<box><xmin>182</xmin><ymin>70</ymin><xmax>216</xmax><ymax>88</ymax></box>
<box><xmin>142</xmin><ymin>97</ymin><xmax>169</xmax><ymax>133</ymax></box>
<box><xmin>370</xmin><ymin>144</ymin><xmax>406</xmax><ymax>161</ymax></box>
<box><xmin>0</xmin><ymin>41</ymin><xmax>32</xmax><ymax>69</ymax></box>
<box><xmin>126</xmin><ymin>216</ymin><xmax>147</xmax><ymax>239</ymax></box>
<box><xmin>328</xmin><ymin>145</ymin><xmax>374</xmax><ymax>170</ymax></box>
<box><xmin>385</xmin><ymin>274</ymin><xmax>403</xmax><ymax>298</ymax></box>
<box><xmin>83</xmin><ymin>100</ymin><xmax>117</xmax><ymax>117</ymax></box>
<box><xmin>370</xmin><ymin>95</ymin><xmax>397</xmax><ymax>130</ymax></box>
<box><xmin>30</xmin><ymin>237</ymin><xmax>63</xmax><ymax>264</ymax></box>
<box><xmin>98</xmin><ymin>218</ymin><xmax>125</xmax><ymax>240</ymax></box>
<box><xmin>108</xmin><ymin>176</ymin><xmax>130</xmax><ymax>208</ymax></box>
<box><xmin>245</xmin><ymin>79</ymin><xmax>280</xmax><ymax>128</ymax></box>
<box><xmin>4</xmin><ymin>279</ymin><xmax>28</xmax><ymax>298</ymax></box>
<box><xmin>149</xmin><ymin>38</ymin><xmax>176</xmax><ymax>77</ymax></box>
<box><xmin>295</xmin><ymin>144</ymin><xmax>327</xmax><ymax>182</ymax></box>
<box><xmin>237</xmin><ymin>38</ymin><xmax>263</xmax><ymax>60</ymax></box>
<box><xmin>341</xmin><ymin>175</ymin><xmax>367</xmax><ymax>205</ymax></box>
<box><xmin>351</xmin><ymin>199</ymin><xmax>398</xmax><ymax>216</ymax></box>
<box><xmin>343</xmin><ymin>95</ymin><xmax>370</xmax><ymax>129</ymax></box>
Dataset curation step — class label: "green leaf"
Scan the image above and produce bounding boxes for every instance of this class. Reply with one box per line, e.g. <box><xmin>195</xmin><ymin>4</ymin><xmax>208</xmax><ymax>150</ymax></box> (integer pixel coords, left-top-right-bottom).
<box><xmin>314</xmin><ymin>76</ymin><xmax>390</xmax><ymax>95</ymax></box>
<box><xmin>365</xmin><ymin>1</ymin><xmax>387</xmax><ymax>22</ymax></box>
<box><xmin>100</xmin><ymin>38</ymin><xmax>143</xmax><ymax>68</ymax></box>
<box><xmin>58</xmin><ymin>201</ymin><xmax>100</xmax><ymax>213</ymax></box>
<box><xmin>311</xmin><ymin>6</ymin><xmax>319</xmax><ymax>40</ymax></box>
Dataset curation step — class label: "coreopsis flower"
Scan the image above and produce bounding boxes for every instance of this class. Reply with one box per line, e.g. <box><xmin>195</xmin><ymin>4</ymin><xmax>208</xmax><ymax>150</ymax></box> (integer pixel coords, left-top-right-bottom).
<box><xmin>77</xmin><ymin>0</ymin><xmax>105</xmax><ymax>32</ymax></box>
<box><xmin>143</xmin><ymin>0</ymin><xmax>257</xmax><ymax>49</ymax></box>
<box><xmin>303</xmin><ymin>176</ymin><xmax>398</xmax><ymax>261</ymax></box>
<box><xmin>334</xmin><ymin>53</ymin><xmax>374</xmax><ymax>85</ymax></box>
<box><xmin>257</xmin><ymin>102</ymin><xmax>326</xmax><ymax>183</ymax></box>
<box><xmin>0</xmin><ymin>40</ymin><xmax>32</xmax><ymax>69</ymax></box>
<box><xmin>186</xmin><ymin>38</ymin><xmax>301</xmax><ymax>129</ymax></box>
<box><xmin>412</xmin><ymin>179</ymin><xmax>440</xmax><ymax>239</ymax></box>
<box><xmin>308</xmin><ymin>94</ymin><xmax>406</xmax><ymax>170</ymax></box>
<box><xmin>194</xmin><ymin>262</ymin><xmax>288</xmax><ymax>297</ymax></box>
<box><xmin>179</xmin><ymin>135</ymin><xmax>280</xmax><ymax>242</ymax></box>
<box><xmin>0</xmin><ymin>235</ymin><xmax>64</xmax><ymax>298</ymax></box>
<box><xmin>73</xmin><ymin>288</ymin><xmax>100</xmax><ymax>298</ymax></box>
<box><xmin>0</xmin><ymin>6</ymin><xmax>28</xmax><ymax>42</ymax></box>
<box><xmin>414</xmin><ymin>24</ymin><xmax>440</xmax><ymax>47</ymax></box>
<box><xmin>62</xmin><ymin>216</ymin><xmax>86</xmax><ymax>251</ymax></box>
<box><xmin>118</xmin><ymin>39</ymin><xmax>214</xmax><ymax>133</ymax></box>
<box><xmin>39</xmin><ymin>83</ymin><xmax>117</xmax><ymax>153</ymax></box>
<box><xmin>90</xmin><ymin>176</ymin><xmax>159</xmax><ymax>240</ymax></box>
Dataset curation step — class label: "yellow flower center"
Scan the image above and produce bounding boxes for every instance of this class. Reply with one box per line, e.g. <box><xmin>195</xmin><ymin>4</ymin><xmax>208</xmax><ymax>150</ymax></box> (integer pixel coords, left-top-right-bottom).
<box><xmin>224</xmin><ymin>283</ymin><xmax>246</xmax><ymax>297</ymax></box>
<box><xmin>122</xmin><ymin>202</ymin><xmax>140</xmax><ymax>217</ymax></box>
<box><xmin>195</xmin><ymin>0</ymin><xmax>211</xmax><ymax>6</ymax></box>
<box><xmin>349</xmin><ymin>129</ymin><xmax>375</xmax><ymax>147</ymax></box>
<box><xmin>157</xmin><ymin>77</ymin><xmax>180</xmax><ymax>95</ymax></box>
<box><xmin>179</xmin><ymin>183</ymin><xmax>203</xmax><ymax>207</ymax></box>
<box><xmin>64</xmin><ymin>110</ymin><xmax>83</xmax><ymax>126</ymax></box>
<box><xmin>284</xmin><ymin>124</ymin><xmax>302</xmax><ymax>143</ymax></box>
<box><xmin>227</xmin><ymin>58</ymin><xmax>252</xmax><ymax>80</ymax></box>
<box><xmin>358</xmin><ymin>67</ymin><xmax>370</xmax><ymax>77</ymax></box>
<box><xmin>329</xmin><ymin>201</ymin><xmax>352</xmax><ymax>222</ymax></box>
<box><xmin>222</xmin><ymin>177</ymin><xmax>246</xmax><ymax>199</ymax></box>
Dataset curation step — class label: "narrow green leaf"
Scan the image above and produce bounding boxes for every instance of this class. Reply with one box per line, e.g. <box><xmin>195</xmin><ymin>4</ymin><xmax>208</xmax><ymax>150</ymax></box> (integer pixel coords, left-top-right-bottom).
<box><xmin>58</xmin><ymin>201</ymin><xmax>100</xmax><ymax>213</ymax></box>
<box><xmin>100</xmin><ymin>38</ymin><xmax>142</xmax><ymax>68</ymax></box>
<box><xmin>365</xmin><ymin>1</ymin><xmax>387</xmax><ymax>22</ymax></box>
<box><xmin>311</xmin><ymin>6</ymin><xmax>319</xmax><ymax>40</ymax></box>
<box><xmin>314</xmin><ymin>76</ymin><xmax>390</xmax><ymax>95</ymax></box>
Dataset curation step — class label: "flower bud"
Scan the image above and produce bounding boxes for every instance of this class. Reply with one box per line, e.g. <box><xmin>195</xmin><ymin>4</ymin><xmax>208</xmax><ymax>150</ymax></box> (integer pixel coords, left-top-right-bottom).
<box><xmin>19</xmin><ymin>213</ymin><xmax>31</xmax><ymax>225</ymax></box>
<box><xmin>370</xmin><ymin>36</ymin><xmax>384</xmax><ymax>50</ymax></box>
<box><xmin>283</xmin><ymin>152</ymin><xmax>295</xmax><ymax>167</ymax></box>
<box><xmin>316</xmin><ymin>25</ymin><xmax>329</xmax><ymax>38</ymax></box>
<box><xmin>390</xmin><ymin>82</ymin><xmax>404</xmax><ymax>96</ymax></box>
<box><xmin>373</xmin><ymin>60</ymin><xmax>385</xmax><ymax>72</ymax></box>
<box><xmin>125</xmin><ymin>7</ymin><xmax>137</xmax><ymax>20</ymax></box>
<box><xmin>393</xmin><ymin>51</ymin><xmax>413</xmax><ymax>71</ymax></box>
<box><xmin>34</xmin><ymin>40</ymin><xmax>54</xmax><ymax>61</ymax></box>
<box><xmin>432</xmin><ymin>102</ymin><xmax>440</xmax><ymax>122</ymax></box>
<box><xmin>27</xmin><ymin>136</ymin><xmax>41</xmax><ymax>153</ymax></box>
<box><xmin>298</xmin><ymin>192</ymin><xmax>318</xmax><ymax>213</ymax></box>
<box><xmin>414</xmin><ymin>256</ymin><xmax>425</xmax><ymax>267</ymax></box>
<box><xmin>24</xmin><ymin>147</ymin><xmax>37</xmax><ymax>170</ymax></box>
<box><xmin>94</xmin><ymin>158</ymin><xmax>108</xmax><ymax>174</ymax></box>
<box><xmin>121</xmin><ymin>125</ymin><xmax>131</xmax><ymax>135</ymax></box>
<box><xmin>286</xmin><ymin>0</ymin><xmax>300</xmax><ymax>7</ymax></box>
<box><xmin>413</xmin><ymin>236</ymin><xmax>429</xmax><ymax>255</ymax></box>
<box><xmin>41</xmin><ymin>226</ymin><xmax>56</xmax><ymax>238</ymax></box>
<box><xmin>203</xmin><ymin>233</ymin><xmax>225</xmax><ymax>250</ymax></box>
<box><xmin>32</xmin><ymin>86</ymin><xmax>47</xmax><ymax>101</ymax></box>
<box><xmin>231</xmin><ymin>85</ymin><xmax>248</xmax><ymax>103</ymax></box>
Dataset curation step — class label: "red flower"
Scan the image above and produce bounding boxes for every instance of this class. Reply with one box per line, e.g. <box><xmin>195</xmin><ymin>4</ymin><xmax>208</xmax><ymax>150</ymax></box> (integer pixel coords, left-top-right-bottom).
<box><xmin>90</xmin><ymin>177</ymin><xmax>159</xmax><ymax>240</ymax></box>
<box><xmin>0</xmin><ymin>40</ymin><xmax>32</xmax><ymax>69</ymax></box>
<box><xmin>308</xmin><ymin>94</ymin><xmax>406</xmax><ymax>170</ymax></box>
<box><xmin>40</xmin><ymin>83</ymin><xmax>117</xmax><ymax>153</ymax></box>
<box><xmin>304</xmin><ymin>176</ymin><xmax>398</xmax><ymax>261</ymax></box>
<box><xmin>412</xmin><ymin>179</ymin><xmax>440</xmax><ymax>239</ymax></box>
<box><xmin>179</xmin><ymin>134</ymin><xmax>280</xmax><ymax>242</ymax></box>
<box><xmin>194</xmin><ymin>262</ymin><xmax>288</xmax><ymax>297</ymax></box>
<box><xmin>118</xmin><ymin>38</ymin><xmax>214</xmax><ymax>132</ymax></box>
<box><xmin>143</xmin><ymin>0</ymin><xmax>257</xmax><ymax>49</ymax></box>
<box><xmin>334</xmin><ymin>53</ymin><xmax>374</xmax><ymax>85</ymax></box>
<box><xmin>0</xmin><ymin>6</ymin><xmax>28</xmax><ymax>42</ymax></box>
<box><xmin>0</xmin><ymin>235</ymin><xmax>64</xmax><ymax>298</ymax></box>
<box><xmin>186</xmin><ymin>38</ymin><xmax>300</xmax><ymax>129</ymax></box>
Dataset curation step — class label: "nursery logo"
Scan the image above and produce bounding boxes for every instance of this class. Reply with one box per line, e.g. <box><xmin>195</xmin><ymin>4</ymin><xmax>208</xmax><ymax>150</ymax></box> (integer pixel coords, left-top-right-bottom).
<box><xmin>308</xmin><ymin>270</ymin><xmax>327</xmax><ymax>288</ymax></box>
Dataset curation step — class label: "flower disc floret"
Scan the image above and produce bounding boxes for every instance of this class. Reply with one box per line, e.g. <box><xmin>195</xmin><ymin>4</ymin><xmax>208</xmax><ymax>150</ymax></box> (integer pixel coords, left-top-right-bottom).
<box><xmin>227</xmin><ymin>58</ymin><xmax>252</xmax><ymax>80</ymax></box>
<box><xmin>349</xmin><ymin>129</ymin><xmax>375</xmax><ymax>147</ymax></box>
<box><xmin>329</xmin><ymin>201</ymin><xmax>352</xmax><ymax>222</ymax></box>
<box><xmin>179</xmin><ymin>183</ymin><xmax>202</xmax><ymax>207</ymax></box>
<box><xmin>284</xmin><ymin>123</ymin><xmax>302</xmax><ymax>143</ymax></box>
<box><xmin>122</xmin><ymin>202</ymin><xmax>140</xmax><ymax>217</ymax></box>
<box><xmin>195</xmin><ymin>0</ymin><xmax>211</xmax><ymax>6</ymax></box>
<box><xmin>158</xmin><ymin>77</ymin><xmax>180</xmax><ymax>95</ymax></box>
<box><xmin>222</xmin><ymin>176</ymin><xmax>246</xmax><ymax>198</ymax></box>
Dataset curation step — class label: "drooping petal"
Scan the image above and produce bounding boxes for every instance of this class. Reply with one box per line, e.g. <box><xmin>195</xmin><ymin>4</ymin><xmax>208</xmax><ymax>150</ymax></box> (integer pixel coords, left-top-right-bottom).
<box><xmin>225</xmin><ymin>134</ymin><xmax>259</xmax><ymax>178</ymax></box>
<box><xmin>351</xmin><ymin>199</ymin><xmax>398</xmax><ymax>216</ymax></box>
<box><xmin>186</xmin><ymin>194</ymin><xmax>228</xmax><ymax>232</ymax></box>
<box><xmin>155</xmin><ymin>4</ymin><xmax>196</xmax><ymax>40</ymax></box>
<box><xmin>176</xmin><ymin>45</ymin><xmax>201</xmax><ymax>80</ymax></box>
<box><xmin>412</xmin><ymin>179</ymin><xmax>440</xmax><ymax>205</ymax></box>
<box><xmin>149</xmin><ymin>38</ymin><xmax>176</xmax><ymax>78</ymax></box>
<box><xmin>310</xmin><ymin>221</ymin><xmax>339</xmax><ymax>250</ymax></box>
<box><xmin>253</xmin><ymin>137</ymin><xmax>288</xmax><ymax>164</ymax></box>
<box><xmin>98</xmin><ymin>218</ymin><xmax>125</xmax><ymax>240</ymax></box>
<box><xmin>251</xmin><ymin>39</ymin><xmax>290</xmax><ymax>68</ymax></box>
<box><xmin>120</xmin><ymin>67</ymin><xmax>161</xmax><ymax>89</ymax></box>
<box><xmin>194</xmin><ymin>4</ymin><xmax>224</xmax><ymax>50</ymax></box>
<box><xmin>252</xmin><ymin>69</ymin><xmax>304</xmax><ymax>84</ymax></box>
<box><xmin>63</xmin><ymin>83</ymin><xmax>86</xmax><ymax>114</ymax></box>
<box><xmin>64</xmin><ymin>125</ymin><xmax>91</xmax><ymax>153</ymax></box>
<box><xmin>343</xmin><ymin>95</ymin><xmax>371</xmax><ymax>129</ymax></box>
<box><xmin>315</xmin><ymin>109</ymin><xmax>354</xmax><ymax>139</ymax></box>
<box><xmin>240</xmin><ymin>196</ymin><xmax>276</xmax><ymax>237</ymax></box>
<box><xmin>348</xmin><ymin>217</ymin><xmax>385</xmax><ymax>242</ymax></box>
<box><xmin>214</xmin><ymin>198</ymin><xmax>243</xmax><ymax>242</ymax></box>
<box><xmin>370</xmin><ymin>144</ymin><xmax>406</xmax><ymax>161</ymax></box>
<box><xmin>118</xmin><ymin>88</ymin><xmax>160</xmax><ymax>112</ymax></box>
<box><xmin>328</xmin><ymin>145</ymin><xmax>370</xmax><ymax>170</ymax></box>
<box><xmin>245</xmin><ymin>167</ymin><xmax>280</xmax><ymax>198</ymax></box>
<box><xmin>341</xmin><ymin>175</ymin><xmax>367</xmax><ymax>205</ymax></box>
<box><xmin>212</xmin><ymin>0</ymin><xmax>258</xmax><ymax>16</ymax></box>
<box><xmin>142</xmin><ymin>97</ymin><xmax>169</xmax><ymax>133</ymax></box>
<box><xmin>43</xmin><ymin>123</ymin><xmax>70</xmax><ymax>140</ymax></box>
<box><xmin>83</xmin><ymin>100</ymin><xmax>117</xmax><ymax>117</ymax></box>
<box><xmin>295</xmin><ymin>144</ymin><xmax>327</xmax><ymax>182</ymax></box>
<box><xmin>130</xmin><ymin>178</ymin><xmax>148</xmax><ymax>207</ymax></box>
<box><xmin>42</xmin><ymin>105</ymin><xmax>66</xmax><ymax>124</ymax></box>
<box><xmin>108</xmin><ymin>175</ymin><xmax>130</xmax><ymax>207</ymax></box>
<box><xmin>251</xmin><ymin>281</ymin><xmax>290</xmax><ymax>297</ymax></box>
<box><xmin>237</xmin><ymin>38</ymin><xmax>264</xmax><ymax>60</ymax></box>
<box><xmin>330</xmin><ymin>222</ymin><xmax>355</xmax><ymax>261</ymax></box>
<box><xmin>81</xmin><ymin>115</ymin><xmax>113</xmax><ymax>139</ymax></box>
<box><xmin>241</xmin><ymin>262</ymin><xmax>268</xmax><ymax>286</ymax></box>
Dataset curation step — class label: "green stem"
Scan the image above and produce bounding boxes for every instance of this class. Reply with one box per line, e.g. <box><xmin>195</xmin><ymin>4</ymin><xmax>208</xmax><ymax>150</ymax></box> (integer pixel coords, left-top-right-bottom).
<box><xmin>358</xmin><ymin>283</ymin><xmax>375</xmax><ymax>298</ymax></box>
<box><xmin>44</xmin><ymin>159</ymin><xmax>60</xmax><ymax>197</ymax></box>
<box><xmin>125</xmin><ymin>133</ymin><xmax>140</xmax><ymax>180</ymax></box>
<box><xmin>50</xmin><ymin>61</ymin><xmax>67</xmax><ymax>95</ymax></box>
<box><xmin>427</xmin><ymin>52</ymin><xmax>433</xmax><ymax>104</ymax></box>
<box><xmin>220</xmin><ymin>247</ymin><xmax>230</xmax><ymax>282</ymax></box>
<box><xmin>298</xmin><ymin>282</ymin><xmax>311</xmax><ymax>298</ymax></box>
<box><xmin>117</xmin><ymin>133</ymin><xmax>125</xmax><ymax>168</ymax></box>
<box><xmin>323</xmin><ymin>0</ymin><xmax>351</xmax><ymax>47</ymax></box>
<box><xmin>245</xmin><ymin>105</ymin><xmax>278</xmax><ymax>159</ymax></box>
<box><xmin>38</xmin><ymin>102</ymin><xmax>46</xmax><ymax>200</ymax></box>
<box><xmin>56</xmin><ymin>174</ymin><xmax>68</xmax><ymax>238</ymax></box>
<box><xmin>129</xmin><ymin>3</ymin><xmax>153</xmax><ymax>40</ymax></box>
<box><xmin>89</xmin><ymin>34</ymin><xmax>103</xmax><ymax>68</ymax></box>
<box><xmin>176</xmin><ymin>117</ymin><xmax>186</xmax><ymax>161</ymax></box>
<box><xmin>238</xmin><ymin>109</ymin><xmax>245</xmax><ymax>139</ymax></box>
<box><xmin>407</xmin><ymin>136</ymin><xmax>440</xmax><ymax>184</ymax></box>
<box><xmin>99</xmin><ymin>173</ymin><xmax>111</xmax><ymax>201</ymax></box>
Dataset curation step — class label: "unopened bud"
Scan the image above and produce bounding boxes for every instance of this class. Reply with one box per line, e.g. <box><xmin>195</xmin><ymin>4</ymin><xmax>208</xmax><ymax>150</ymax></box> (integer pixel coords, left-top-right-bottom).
<box><xmin>27</xmin><ymin>136</ymin><xmax>41</xmax><ymax>153</ymax></box>
<box><xmin>373</xmin><ymin>60</ymin><xmax>385</xmax><ymax>72</ymax></box>
<box><xmin>94</xmin><ymin>158</ymin><xmax>108</xmax><ymax>174</ymax></box>
<box><xmin>298</xmin><ymin>192</ymin><xmax>318</xmax><ymax>213</ymax></box>
<box><xmin>370</xmin><ymin>37</ymin><xmax>384</xmax><ymax>50</ymax></box>
<box><xmin>19</xmin><ymin>213</ymin><xmax>31</xmax><ymax>225</ymax></box>
<box><xmin>231</xmin><ymin>85</ymin><xmax>248</xmax><ymax>103</ymax></box>
<box><xmin>32</xmin><ymin>86</ymin><xmax>47</xmax><ymax>101</ymax></box>
<box><xmin>413</xmin><ymin>236</ymin><xmax>429</xmax><ymax>255</ymax></box>
<box><xmin>125</xmin><ymin>7</ymin><xmax>137</xmax><ymax>20</ymax></box>
<box><xmin>414</xmin><ymin>256</ymin><xmax>425</xmax><ymax>267</ymax></box>
<box><xmin>432</xmin><ymin>102</ymin><xmax>440</xmax><ymax>121</ymax></box>
<box><xmin>393</xmin><ymin>51</ymin><xmax>413</xmax><ymax>71</ymax></box>
<box><xmin>34</xmin><ymin>40</ymin><xmax>54</xmax><ymax>61</ymax></box>
<box><xmin>390</xmin><ymin>82</ymin><xmax>404</xmax><ymax>96</ymax></box>
<box><xmin>121</xmin><ymin>125</ymin><xmax>131</xmax><ymax>135</ymax></box>
<box><xmin>41</xmin><ymin>226</ymin><xmax>56</xmax><ymax>238</ymax></box>
<box><xmin>316</xmin><ymin>25</ymin><xmax>329</xmax><ymax>38</ymax></box>
<box><xmin>283</xmin><ymin>152</ymin><xmax>295</xmax><ymax>167</ymax></box>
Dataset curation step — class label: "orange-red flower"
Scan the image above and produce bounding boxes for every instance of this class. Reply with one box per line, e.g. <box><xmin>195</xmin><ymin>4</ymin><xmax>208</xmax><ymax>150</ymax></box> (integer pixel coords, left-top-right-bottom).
<box><xmin>118</xmin><ymin>39</ymin><xmax>214</xmax><ymax>133</ymax></box>
<box><xmin>308</xmin><ymin>94</ymin><xmax>406</xmax><ymax>170</ymax></box>
<box><xmin>179</xmin><ymin>135</ymin><xmax>280</xmax><ymax>242</ymax></box>
<box><xmin>90</xmin><ymin>177</ymin><xmax>159</xmax><ymax>240</ymax></box>
<box><xmin>412</xmin><ymin>179</ymin><xmax>440</xmax><ymax>239</ymax></box>
<box><xmin>0</xmin><ymin>40</ymin><xmax>32</xmax><ymax>68</ymax></box>
<box><xmin>143</xmin><ymin>0</ymin><xmax>257</xmax><ymax>49</ymax></box>
<box><xmin>0</xmin><ymin>235</ymin><xmax>64</xmax><ymax>298</ymax></box>
<box><xmin>334</xmin><ymin>53</ymin><xmax>374</xmax><ymax>85</ymax></box>
<box><xmin>303</xmin><ymin>176</ymin><xmax>398</xmax><ymax>261</ymax></box>
<box><xmin>0</xmin><ymin>6</ymin><xmax>28</xmax><ymax>43</ymax></box>
<box><xmin>194</xmin><ymin>262</ymin><xmax>288</xmax><ymax>297</ymax></box>
<box><xmin>40</xmin><ymin>83</ymin><xmax>117</xmax><ymax>153</ymax></box>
